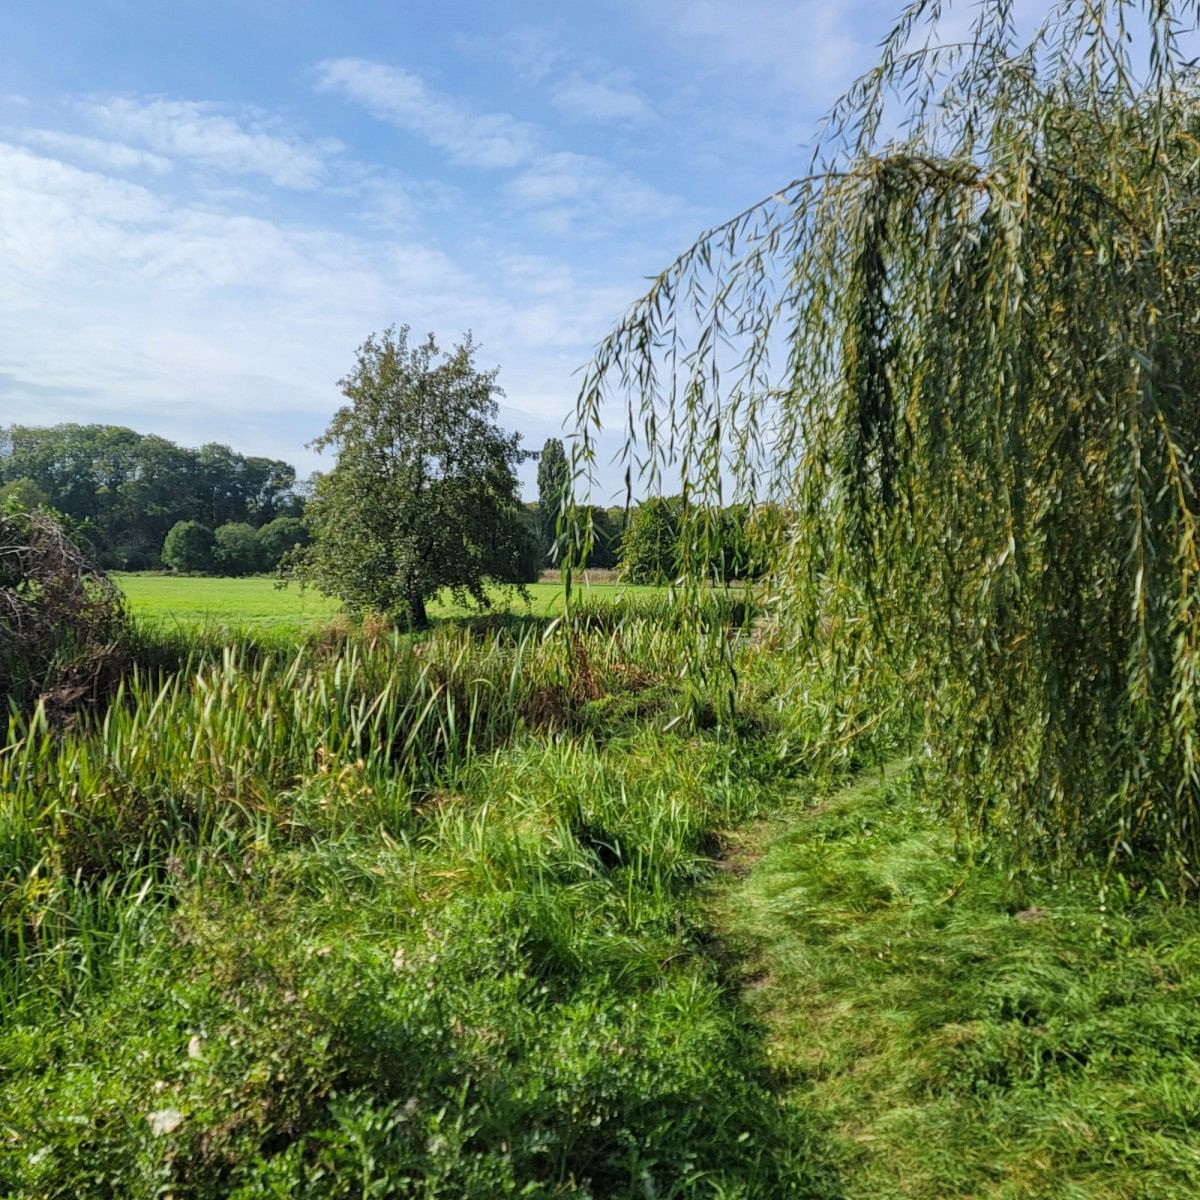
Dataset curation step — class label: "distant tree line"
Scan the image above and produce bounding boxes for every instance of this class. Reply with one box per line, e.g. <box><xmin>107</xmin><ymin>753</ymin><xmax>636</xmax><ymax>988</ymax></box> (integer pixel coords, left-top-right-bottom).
<box><xmin>534</xmin><ymin>439</ymin><xmax>776</xmax><ymax>584</ymax></box>
<box><xmin>0</xmin><ymin>422</ymin><xmax>772</xmax><ymax>584</ymax></box>
<box><xmin>0</xmin><ymin>424</ymin><xmax>307</xmax><ymax>569</ymax></box>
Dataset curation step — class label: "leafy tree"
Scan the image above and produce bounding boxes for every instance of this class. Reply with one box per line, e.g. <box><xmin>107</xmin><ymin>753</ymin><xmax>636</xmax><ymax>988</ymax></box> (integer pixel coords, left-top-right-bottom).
<box><xmin>253</xmin><ymin>516</ymin><xmax>307</xmax><ymax>571</ymax></box>
<box><xmin>575</xmin><ymin>505</ymin><xmax>621</xmax><ymax>570</ymax></box>
<box><xmin>536</xmin><ymin>437</ymin><xmax>569</xmax><ymax>559</ymax></box>
<box><xmin>161</xmin><ymin>521</ymin><xmax>214</xmax><ymax>573</ymax></box>
<box><xmin>213</xmin><ymin>522</ymin><xmax>264</xmax><ymax>577</ymax></box>
<box><xmin>0</xmin><ymin>478</ymin><xmax>50</xmax><ymax>513</ymax></box>
<box><xmin>511</xmin><ymin>506</ymin><xmax>545</xmax><ymax>585</ymax></box>
<box><xmin>573</xmin><ymin>0</ymin><xmax>1200</xmax><ymax>886</ymax></box>
<box><xmin>256</xmin><ymin>516</ymin><xmax>308</xmax><ymax>570</ymax></box>
<box><xmin>294</xmin><ymin>327</ymin><xmax>532</xmax><ymax>627</ymax></box>
<box><xmin>620</xmin><ymin>498</ymin><xmax>680</xmax><ymax>584</ymax></box>
<box><xmin>0</xmin><ymin>424</ymin><xmax>301</xmax><ymax>567</ymax></box>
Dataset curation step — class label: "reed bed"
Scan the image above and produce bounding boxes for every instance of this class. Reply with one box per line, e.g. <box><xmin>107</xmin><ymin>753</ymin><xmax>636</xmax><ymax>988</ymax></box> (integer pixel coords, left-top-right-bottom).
<box><xmin>0</xmin><ymin>594</ymin><xmax>752</xmax><ymax>1012</ymax></box>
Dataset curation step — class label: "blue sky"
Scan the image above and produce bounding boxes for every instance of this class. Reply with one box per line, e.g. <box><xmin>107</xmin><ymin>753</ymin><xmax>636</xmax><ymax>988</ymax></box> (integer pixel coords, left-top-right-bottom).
<box><xmin>0</xmin><ymin>0</ymin><xmax>894</xmax><ymax>498</ymax></box>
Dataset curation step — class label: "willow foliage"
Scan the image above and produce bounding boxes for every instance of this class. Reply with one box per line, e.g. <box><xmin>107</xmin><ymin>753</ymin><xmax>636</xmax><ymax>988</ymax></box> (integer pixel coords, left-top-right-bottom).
<box><xmin>570</xmin><ymin>0</ymin><xmax>1200</xmax><ymax>887</ymax></box>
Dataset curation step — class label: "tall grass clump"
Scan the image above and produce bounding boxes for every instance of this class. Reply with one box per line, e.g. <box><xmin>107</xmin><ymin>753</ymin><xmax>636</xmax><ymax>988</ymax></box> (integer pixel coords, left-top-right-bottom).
<box><xmin>0</xmin><ymin>600</ymin><xmax>832</xmax><ymax>1198</ymax></box>
<box><xmin>0</xmin><ymin>603</ymin><xmax>752</xmax><ymax>1008</ymax></box>
<box><xmin>572</xmin><ymin>0</ymin><xmax>1200</xmax><ymax>890</ymax></box>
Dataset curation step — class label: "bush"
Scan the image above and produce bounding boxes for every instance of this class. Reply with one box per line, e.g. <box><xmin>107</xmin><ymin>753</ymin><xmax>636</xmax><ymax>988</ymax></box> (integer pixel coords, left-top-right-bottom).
<box><xmin>256</xmin><ymin>516</ymin><xmax>308</xmax><ymax>570</ymax></box>
<box><xmin>161</xmin><ymin>520</ymin><xmax>214</xmax><ymax>573</ymax></box>
<box><xmin>0</xmin><ymin>509</ymin><xmax>126</xmax><ymax>711</ymax></box>
<box><xmin>213</xmin><ymin>522</ymin><xmax>265</xmax><ymax>576</ymax></box>
<box><xmin>0</xmin><ymin>477</ymin><xmax>51</xmax><ymax>512</ymax></box>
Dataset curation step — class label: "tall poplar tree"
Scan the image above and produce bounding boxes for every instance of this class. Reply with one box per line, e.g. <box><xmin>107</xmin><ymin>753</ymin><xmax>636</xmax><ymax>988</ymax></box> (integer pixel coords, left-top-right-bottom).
<box><xmin>536</xmin><ymin>437</ymin><xmax>569</xmax><ymax>560</ymax></box>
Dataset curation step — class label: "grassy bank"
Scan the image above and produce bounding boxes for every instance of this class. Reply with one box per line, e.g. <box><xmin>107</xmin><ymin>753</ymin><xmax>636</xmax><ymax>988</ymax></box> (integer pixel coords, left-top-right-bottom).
<box><xmin>6</xmin><ymin>595</ymin><xmax>1200</xmax><ymax>1197</ymax></box>
<box><xmin>1</xmin><ymin>607</ymin><xmax>822</xmax><ymax>1198</ymax></box>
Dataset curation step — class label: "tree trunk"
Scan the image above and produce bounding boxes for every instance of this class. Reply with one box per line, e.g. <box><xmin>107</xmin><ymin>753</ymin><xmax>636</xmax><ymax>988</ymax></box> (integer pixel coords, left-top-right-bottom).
<box><xmin>407</xmin><ymin>592</ymin><xmax>428</xmax><ymax>629</ymax></box>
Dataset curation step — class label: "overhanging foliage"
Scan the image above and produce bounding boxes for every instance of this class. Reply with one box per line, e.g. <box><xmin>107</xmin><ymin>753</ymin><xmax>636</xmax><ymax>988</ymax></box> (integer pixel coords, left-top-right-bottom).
<box><xmin>571</xmin><ymin>0</ymin><xmax>1200</xmax><ymax>888</ymax></box>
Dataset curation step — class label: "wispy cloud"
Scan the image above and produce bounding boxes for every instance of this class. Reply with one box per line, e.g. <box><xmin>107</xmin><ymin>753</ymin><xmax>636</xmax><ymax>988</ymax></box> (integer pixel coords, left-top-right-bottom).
<box><xmin>550</xmin><ymin>73</ymin><xmax>653</xmax><ymax>124</ymax></box>
<box><xmin>79</xmin><ymin>97</ymin><xmax>338</xmax><ymax>189</ymax></box>
<box><xmin>314</xmin><ymin>58</ymin><xmax>538</xmax><ymax>169</ymax></box>
<box><xmin>622</xmin><ymin>0</ymin><xmax>867</xmax><ymax>101</ymax></box>
<box><xmin>313</xmin><ymin>56</ymin><xmax>684</xmax><ymax>237</ymax></box>
<box><xmin>459</xmin><ymin>27</ymin><xmax>567</xmax><ymax>84</ymax></box>
<box><xmin>504</xmin><ymin>149</ymin><xmax>688</xmax><ymax>235</ymax></box>
<box><xmin>14</xmin><ymin>128</ymin><xmax>173</xmax><ymax>174</ymax></box>
<box><xmin>461</xmin><ymin>29</ymin><xmax>654</xmax><ymax>126</ymax></box>
<box><xmin>0</xmin><ymin>135</ymin><xmax>643</xmax><ymax>487</ymax></box>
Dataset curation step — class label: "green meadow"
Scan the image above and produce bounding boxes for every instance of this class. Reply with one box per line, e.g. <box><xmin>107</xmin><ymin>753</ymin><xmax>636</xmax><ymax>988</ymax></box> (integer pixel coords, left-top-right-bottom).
<box><xmin>115</xmin><ymin>573</ymin><xmax>664</xmax><ymax>635</ymax></box>
<box><xmin>12</xmin><ymin>0</ymin><xmax>1200</xmax><ymax>1191</ymax></box>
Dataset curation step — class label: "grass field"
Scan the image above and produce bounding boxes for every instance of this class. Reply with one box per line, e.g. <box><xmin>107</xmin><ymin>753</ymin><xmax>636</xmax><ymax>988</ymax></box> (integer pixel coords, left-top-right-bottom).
<box><xmin>709</xmin><ymin>766</ymin><xmax>1200</xmax><ymax>1198</ymax></box>
<box><xmin>9</xmin><ymin>583</ymin><xmax>1200</xmax><ymax>1196</ymax></box>
<box><xmin>115</xmin><ymin>573</ymin><xmax>665</xmax><ymax>633</ymax></box>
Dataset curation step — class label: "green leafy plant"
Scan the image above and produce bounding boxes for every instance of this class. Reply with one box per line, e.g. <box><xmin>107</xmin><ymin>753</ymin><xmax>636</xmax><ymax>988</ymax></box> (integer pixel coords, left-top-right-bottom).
<box><xmin>162</xmin><ymin>520</ymin><xmax>215</xmax><ymax>574</ymax></box>
<box><xmin>213</xmin><ymin>522</ymin><xmax>265</xmax><ymax>577</ymax></box>
<box><xmin>256</xmin><ymin>515</ymin><xmax>308</xmax><ymax>570</ymax></box>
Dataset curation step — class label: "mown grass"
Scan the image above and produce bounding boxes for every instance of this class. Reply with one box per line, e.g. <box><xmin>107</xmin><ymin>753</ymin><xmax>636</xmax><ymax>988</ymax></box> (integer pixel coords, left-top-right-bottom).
<box><xmin>709</xmin><ymin>765</ymin><xmax>1200</xmax><ymax>1199</ymax></box>
<box><xmin>114</xmin><ymin>574</ymin><xmax>668</xmax><ymax>636</ymax></box>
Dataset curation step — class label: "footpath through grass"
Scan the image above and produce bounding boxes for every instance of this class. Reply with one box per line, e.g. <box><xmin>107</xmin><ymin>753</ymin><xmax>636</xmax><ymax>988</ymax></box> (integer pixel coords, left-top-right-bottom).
<box><xmin>1</xmin><ymin>605</ymin><xmax>830</xmax><ymax>1199</ymax></box>
<box><xmin>708</xmin><ymin>766</ymin><xmax>1200</xmax><ymax>1199</ymax></box>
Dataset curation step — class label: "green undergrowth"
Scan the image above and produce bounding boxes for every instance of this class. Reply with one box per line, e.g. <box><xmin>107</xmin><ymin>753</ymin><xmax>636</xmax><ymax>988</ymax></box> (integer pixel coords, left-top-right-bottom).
<box><xmin>0</xmin><ymin>609</ymin><xmax>828</xmax><ymax>1199</ymax></box>
<box><xmin>709</xmin><ymin>766</ymin><xmax>1200</xmax><ymax>1199</ymax></box>
<box><xmin>11</xmin><ymin>597</ymin><xmax>1196</xmax><ymax>1198</ymax></box>
<box><xmin>115</xmin><ymin>587</ymin><xmax>754</xmax><ymax>679</ymax></box>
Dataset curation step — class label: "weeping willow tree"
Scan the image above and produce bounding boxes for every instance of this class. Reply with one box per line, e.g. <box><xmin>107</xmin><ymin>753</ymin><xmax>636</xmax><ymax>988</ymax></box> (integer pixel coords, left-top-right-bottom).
<box><xmin>569</xmin><ymin>0</ymin><xmax>1200</xmax><ymax>888</ymax></box>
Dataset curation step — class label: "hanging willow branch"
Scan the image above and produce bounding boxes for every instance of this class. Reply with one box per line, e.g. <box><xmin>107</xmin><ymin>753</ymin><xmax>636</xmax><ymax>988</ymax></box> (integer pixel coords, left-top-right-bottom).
<box><xmin>568</xmin><ymin>0</ymin><xmax>1200</xmax><ymax>889</ymax></box>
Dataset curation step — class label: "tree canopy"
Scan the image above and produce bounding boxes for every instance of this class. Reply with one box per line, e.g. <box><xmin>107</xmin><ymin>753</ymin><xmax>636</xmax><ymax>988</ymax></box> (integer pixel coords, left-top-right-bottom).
<box><xmin>161</xmin><ymin>520</ymin><xmax>215</xmax><ymax>574</ymax></box>
<box><xmin>212</xmin><ymin>522</ymin><xmax>264</xmax><ymax>577</ymax></box>
<box><xmin>572</xmin><ymin>0</ymin><xmax>1200</xmax><ymax>889</ymax></box>
<box><xmin>0</xmin><ymin>424</ymin><xmax>302</xmax><ymax>568</ymax></box>
<box><xmin>293</xmin><ymin>327</ymin><xmax>532</xmax><ymax>627</ymax></box>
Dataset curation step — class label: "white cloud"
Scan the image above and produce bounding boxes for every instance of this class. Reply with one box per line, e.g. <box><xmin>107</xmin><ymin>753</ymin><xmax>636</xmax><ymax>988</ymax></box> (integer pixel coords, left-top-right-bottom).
<box><xmin>314</xmin><ymin>58</ymin><xmax>538</xmax><ymax>170</ymax></box>
<box><xmin>14</xmin><ymin>129</ymin><xmax>174</xmax><ymax>175</ymax></box>
<box><xmin>551</xmin><ymin>73</ymin><xmax>653</xmax><ymax>124</ymax></box>
<box><xmin>0</xmin><ymin>138</ymin><xmax>649</xmax><ymax>485</ymax></box>
<box><xmin>626</xmin><ymin>0</ymin><xmax>871</xmax><ymax>100</ymax></box>
<box><xmin>504</xmin><ymin>149</ymin><xmax>688</xmax><ymax>235</ymax></box>
<box><xmin>80</xmin><ymin>97</ymin><xmax>338</xmax><ymax>189</ymax></box>
<box><xmin>312</xmin><ymin>57</ymin><xmax>686</xmax><ymax>238</ymax></box>
<box><xmin>481</xmin><ymin>27</ymin><xmax>568</xmax><ymax>84</ymax></box>
<box><xmin>459</xmin><ymin>29</ymin><xmax>653</xmax><ymax>126</ymax></box>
